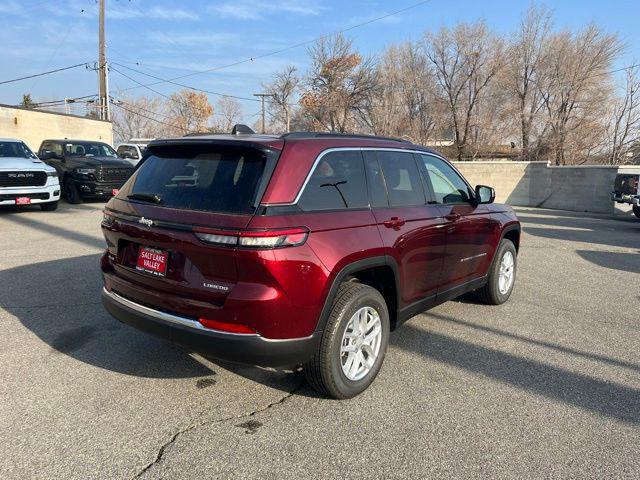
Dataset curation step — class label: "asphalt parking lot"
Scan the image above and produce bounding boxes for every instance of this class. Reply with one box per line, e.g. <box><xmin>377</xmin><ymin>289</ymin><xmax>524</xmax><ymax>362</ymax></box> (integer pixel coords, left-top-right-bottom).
<box><xmin>0</xmin><ymin>202</ymin><xmax>638</xmax><ymax>479</ymax></box>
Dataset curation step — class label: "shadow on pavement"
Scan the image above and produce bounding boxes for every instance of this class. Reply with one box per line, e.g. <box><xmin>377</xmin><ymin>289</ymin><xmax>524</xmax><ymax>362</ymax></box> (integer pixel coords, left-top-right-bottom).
<box><xmin>1</xmin><ymin>254</ymin><xmax>212</xmax><ymax>379</ymax></box>
<box><xmin>576</xmin><ymin>249</ymin><xmax>640</xmax><ymax>274</ymax></box>
<box><xmin>392</xmin><ymin>322</ymin><xmax>640</xmax><ymax>426</ymax></box>
<box><xmin>1</xmin><ymin>212</ymin><xmax>105</xmax><ymax>249</ymax></box>
<box><xmin>0</xmin><ymin>254</ymin><xmax>302</xmax><ymax>393</ymax></box>
<box><xmin>427</xmin><ymin>311</ymin><xmax>640</xmax><ymax>374</ymax></box>
<box><xmin>523</xmin><ymin>225</ymin><xmax>640</xmax><ymax>250</ymax></box>
<box><xmin>517</xmin><ymin>213</ymin><xmax>636</xmax><ymax>230</ymax></box>
<box><xmin>514</xmin><ymin>207</ymin><xmax>638</xmax><ymax>222</ymax></box>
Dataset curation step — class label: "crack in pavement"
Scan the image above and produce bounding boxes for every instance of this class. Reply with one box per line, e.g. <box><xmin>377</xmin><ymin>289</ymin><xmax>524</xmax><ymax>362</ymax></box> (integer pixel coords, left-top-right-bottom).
<box><xmin>130</xmin><ymin>380</ymin><xmax>304</xmax><ymax>479</ymax></box>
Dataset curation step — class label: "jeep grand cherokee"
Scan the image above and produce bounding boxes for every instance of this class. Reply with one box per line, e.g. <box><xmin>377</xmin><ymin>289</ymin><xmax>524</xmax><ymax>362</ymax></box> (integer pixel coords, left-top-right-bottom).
<box><xmin>100</xmin><ymin>129</ymin><xmax>521</xmax><ymax>398</ymax></box>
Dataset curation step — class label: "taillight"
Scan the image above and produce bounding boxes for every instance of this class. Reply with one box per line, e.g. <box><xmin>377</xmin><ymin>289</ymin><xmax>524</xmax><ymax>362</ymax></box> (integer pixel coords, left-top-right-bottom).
<box><xmin>239</xmin><ymin>228</ymin><xmax>308</xmax><ymax>248</ymax></box>
<box><xmin>194</xmin><ymin>227</ymin><xmax>309</xmax><ymax>249</ymax></box>
<box><xmin>198</xmin><ymin>318</ymin><xmax>257</xmax><ymax>334</ymax></box>
<box><xmin>194</xmin><ymin>230</ymin><xmax>238</xmax><ymax>246</ymax></box>
<box><xmin>102</xmin><ymin>211</ymin><xmax>115</xmax><ymax>227</ymax></box>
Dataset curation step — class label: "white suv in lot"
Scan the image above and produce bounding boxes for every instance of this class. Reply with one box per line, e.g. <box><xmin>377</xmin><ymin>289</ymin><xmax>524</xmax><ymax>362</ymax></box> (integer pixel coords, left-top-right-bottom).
<box><xmin>0</xmin><ymin>139</ymin><xmax>61</xmax><ymax>211</ymax></box>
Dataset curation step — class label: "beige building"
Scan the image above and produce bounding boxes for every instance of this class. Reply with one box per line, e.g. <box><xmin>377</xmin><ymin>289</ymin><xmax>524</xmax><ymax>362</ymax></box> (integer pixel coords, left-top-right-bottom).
<box><xmin>0</xmin><ymin>104</ymin><xmax>113</xmax><ymax>152</ymax></box>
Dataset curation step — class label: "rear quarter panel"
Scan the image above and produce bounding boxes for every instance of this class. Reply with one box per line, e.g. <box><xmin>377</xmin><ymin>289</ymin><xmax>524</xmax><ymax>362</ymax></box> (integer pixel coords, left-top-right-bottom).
<box><xmin>247</xmin><ymin>210</ymin><xmax>385</xmax><ymax>337</ymax></box>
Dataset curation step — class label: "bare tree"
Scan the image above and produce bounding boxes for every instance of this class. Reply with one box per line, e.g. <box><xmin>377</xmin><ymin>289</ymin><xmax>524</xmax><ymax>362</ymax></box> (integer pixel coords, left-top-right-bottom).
<box><xmin>424</xmin><ymin>21</ymin><xmax>505</xmax><ymax>160</ymax></box>
<box><xmin>300</xmin><ymin>34</ymin><xmax>378</xmax><ymax>132</ymax></box>
<box><xmin>605</xmin><ymin>66</ymin><xmax>640</xmax><ymax>164</ymax></box>
<box><xmin>212</xmin><ymin>97</ymin><xmax>242</xmax><ymax>133</ymax></box>
<box><xmin>112</xmin><ymin>96</ymin><xmax>166</xmax><ymax>143</ymax></box>
<box><xmin>264</xmin><ymin>65</ymin><xmax>300</xmax><ymax>133</ymax></box>
<box><xmin>506</xmin><ymin>3</ymin><xmax>552</xmax><ymax>160</ymax></box>
<box><xmin>363</xmin><ymin>42</ymin><xmax>442</xmax><ymax>144</ymax></box>
<box><xmin>538</xmin><ymin>25</ymin><xmax>622</xmax><ymax>164</ymax></box>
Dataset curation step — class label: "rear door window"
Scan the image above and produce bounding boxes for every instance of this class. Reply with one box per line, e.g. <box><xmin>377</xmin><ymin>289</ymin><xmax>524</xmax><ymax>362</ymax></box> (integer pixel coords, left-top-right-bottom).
<box><xmin>124</xmin><ymin>145</ymin><xmax>272</xmax><ymax>214</ymax></box>
<box><xmin>298</xmin><ymin>150</ymin><xmax>368</xmax><ymax>211</ymax></box>
<box><xmin>364</xmin><ymin>155</ymin><xmax>389</xmax><ymax>208</ymax></box>
<box><xmin>366</xmin><ymin>151</ymin><xmax>425</xmax><ymax>207</ymax></box>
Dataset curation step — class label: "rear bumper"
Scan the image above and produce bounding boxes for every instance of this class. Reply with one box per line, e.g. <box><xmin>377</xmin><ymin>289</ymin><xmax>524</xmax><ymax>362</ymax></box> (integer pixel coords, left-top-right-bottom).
<box><xmin>611</xmin><ymin>192</ymin><xmax>640</xmax><ymax>205</ymax></box>
<box><xmin>101</xmin><ymin>288</ymin><xmax>319</xmax><ymax>367</ymax></box>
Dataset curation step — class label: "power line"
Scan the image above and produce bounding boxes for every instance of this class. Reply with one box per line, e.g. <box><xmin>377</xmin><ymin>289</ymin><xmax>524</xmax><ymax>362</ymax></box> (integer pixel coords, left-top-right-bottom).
<box><xmin>110</xmin><ymin>66</ymin><xmax>173</xmax><ymax>100</ymax></box>
<box><xmin>117</xmin><ymin>0</ymin><xmax>433</xmax><ymax>92</ymax></box>
<box><xmin>110</xmin><ymin>69</ymin><xmax>240</xmax><ymax>118</ymax></box>
<box><xmin>590</xmin><ymin>62</ymin><xmax>640</xmax><ymax>78</ymax></box>
<box><xmin>111</xmin><ymin>96</ymin><xmax>175</xmax><ymax>121</ymax></box>
<box><xmin>113</xmin><ymin>62</ymin><xmax>262</xmax><ymax>102</ymax></box>
<box><xmin>28</xmin><ymin>94</ymin><xmax>97</xmax><ymax>107</ymax></box>
<box><xmin>0</xmin><ymin>62</ymin><xmax>89</xmax><ymax>86</ymax></box>
<box><xmin>111</xmin><ymin>101</ymin><xmax>187</xmax><ymax>133</ymax></box>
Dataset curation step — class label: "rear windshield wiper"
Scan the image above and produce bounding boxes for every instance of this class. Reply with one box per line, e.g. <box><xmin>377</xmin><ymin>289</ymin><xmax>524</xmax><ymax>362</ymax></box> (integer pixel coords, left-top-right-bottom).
<box><xmin>127</xmin><ymin>193</ymin><xmax>162</xmax><ymax>204</ymax></box>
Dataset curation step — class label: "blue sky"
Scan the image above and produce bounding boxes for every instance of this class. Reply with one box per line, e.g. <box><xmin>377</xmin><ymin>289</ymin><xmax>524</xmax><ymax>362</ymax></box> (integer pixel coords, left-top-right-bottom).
<box><xmin>0</xmin><ymin>0</ymin><xmax>639</xmax><ymax>122</ymax></box>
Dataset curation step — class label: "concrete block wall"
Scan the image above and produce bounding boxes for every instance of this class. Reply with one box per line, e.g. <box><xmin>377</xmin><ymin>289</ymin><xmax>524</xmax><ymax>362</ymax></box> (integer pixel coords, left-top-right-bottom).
<box><xmin>451</xmin><ymin>160</ymin><xmax>534</xmax><ymax>205</ymax></box>
<box><xmin>0</xmin><ymin>104</ymin><xmax>113</xmax><ymax>152</ymax></box>
<box><xmin>452</xmin><ymin>160</ymin><xmax>640</xmax><ymax>214</ymax></box>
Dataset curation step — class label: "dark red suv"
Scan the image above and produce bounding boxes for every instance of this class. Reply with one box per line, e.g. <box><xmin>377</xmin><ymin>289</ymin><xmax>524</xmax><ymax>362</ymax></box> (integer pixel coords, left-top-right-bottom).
<box><xmin>101</xmin><ymin>130</ymin><xmax>520</xmax><ymax>398</ymax></box>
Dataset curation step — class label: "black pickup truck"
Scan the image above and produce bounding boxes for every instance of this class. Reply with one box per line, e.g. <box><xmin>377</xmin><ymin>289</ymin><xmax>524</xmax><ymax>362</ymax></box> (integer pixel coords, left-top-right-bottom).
<box><xmin>38</xmin><ymin>140</ymin><xmax>134</xmax><ymax>204</ymax></box>
<box><xmin>612</xmin><ymin>173</ymin><xmax>640</xmax><ymax>218</ymax></box>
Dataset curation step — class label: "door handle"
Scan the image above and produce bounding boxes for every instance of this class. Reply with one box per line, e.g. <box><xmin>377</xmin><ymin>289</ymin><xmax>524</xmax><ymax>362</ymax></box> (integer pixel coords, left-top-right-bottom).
<box><xmin>444</xmin><ymin>213</ymin><xmax>461</xmax><ymax>222</ymax></box>
<box><xmin>383</xmin><ymin>217</ymin><xmax>406</xmax><ymax>229</ymax></box>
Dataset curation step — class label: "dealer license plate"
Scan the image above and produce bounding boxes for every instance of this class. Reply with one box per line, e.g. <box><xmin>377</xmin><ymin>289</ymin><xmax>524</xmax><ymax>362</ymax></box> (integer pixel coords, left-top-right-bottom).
<box><xmin>136</xmin><ymin>247</ymin><xmax>168</xmax><ymax>277</ymax></box>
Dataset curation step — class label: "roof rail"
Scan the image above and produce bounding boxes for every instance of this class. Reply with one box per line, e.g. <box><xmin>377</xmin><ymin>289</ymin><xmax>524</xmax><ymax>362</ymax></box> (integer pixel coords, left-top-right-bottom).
<box><xmin>281</xmin><ymin>131</ymin><xmax>411</xmax><ymax>143</ymax></box>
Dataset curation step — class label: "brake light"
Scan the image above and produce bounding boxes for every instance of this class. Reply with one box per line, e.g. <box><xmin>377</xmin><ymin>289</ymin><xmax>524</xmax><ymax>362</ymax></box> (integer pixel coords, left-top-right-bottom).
<box><xmin>197</xmin><ymin>318</ymin><xmax>256</xmax><ymax>334</ymax></box>
<box><xmin>194</xmin><ymin>230</ymin><xmax>238</xmax><ymax>246</ymax></box>
<box><xmin>102</xmin><ymin>211</ymin><xmax>115</xmax><ymax>227</ymax></box>
<box><xmin>194</xmin><ymin>227</ymin><xmax>309</xmax><ymax>249</ymax></box>
<box><xmin>239</xmin><ymin>228</ymin><xmax>308</xmax><ymax>248</ymax></box>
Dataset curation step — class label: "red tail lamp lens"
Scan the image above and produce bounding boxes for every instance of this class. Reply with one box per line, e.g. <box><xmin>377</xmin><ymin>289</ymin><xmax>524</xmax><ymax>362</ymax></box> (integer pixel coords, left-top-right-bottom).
<box><xmin>197</xmin><ymin>318</ymin><xmax>256</xmax><ymax>334</ymax></box>
<box><xmin>194</xmin><ymin>227</ymin><xmax>309</xmax><ymax>249</ymax></box>
<box><xmin>239</xmin><ymin>227</ymin><xmax>309</xmax><ymax>248</ymax></box>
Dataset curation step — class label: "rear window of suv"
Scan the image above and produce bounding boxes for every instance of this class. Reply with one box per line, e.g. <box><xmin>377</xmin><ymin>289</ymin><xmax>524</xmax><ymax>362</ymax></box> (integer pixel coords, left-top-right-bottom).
<box><xmin>123</xmin><ymin>144</ymin><xmax>273</xmax><ymax>214</ymax></box>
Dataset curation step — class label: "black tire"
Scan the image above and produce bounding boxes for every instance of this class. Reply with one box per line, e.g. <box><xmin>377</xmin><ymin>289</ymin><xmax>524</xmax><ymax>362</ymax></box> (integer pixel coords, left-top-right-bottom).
<box><xmin>40</xmin><ymin>201</ymin><xmax>58</xmax><ymax>211</ymax></box>
<box><xmin>633</xmin><ymin>205</ymin><xmax>640</xmax><ymax>219</ymax></box>
<box><xmin>63</xmin><ymin>176</ymin><xmax>82</xmax><ymax>204</ymax></box>
<box><xmin>476</xmin><ymin>238</ymin><xmax>517</xmax><ymax>305</ymax></box>
<box><xmin>303</xmin><ymin>282</ymin><xmax>390</xmax><ymax>399</ymax></box>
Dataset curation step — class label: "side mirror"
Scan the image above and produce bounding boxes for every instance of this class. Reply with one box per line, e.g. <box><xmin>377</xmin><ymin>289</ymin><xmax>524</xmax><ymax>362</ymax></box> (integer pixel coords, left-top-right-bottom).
<box><xmin>475</xmin><ymin>185</ymin><xmax>495</xmax><ymax>204</ymax></box>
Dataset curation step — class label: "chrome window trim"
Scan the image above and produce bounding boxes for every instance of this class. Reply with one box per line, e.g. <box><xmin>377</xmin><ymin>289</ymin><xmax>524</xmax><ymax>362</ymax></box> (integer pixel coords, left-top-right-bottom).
<box><xmin>263</xmin><ymin>147</ymin><xmax>457</xmax><ymax>207</ymax></box>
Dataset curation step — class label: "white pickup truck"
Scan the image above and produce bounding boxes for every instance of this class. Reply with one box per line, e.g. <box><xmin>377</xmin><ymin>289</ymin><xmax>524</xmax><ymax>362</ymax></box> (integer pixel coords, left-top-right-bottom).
<box><xmin>0</xmin><ymin>138</ymin><xmax>61</xmax><ymax>211</ymax></box>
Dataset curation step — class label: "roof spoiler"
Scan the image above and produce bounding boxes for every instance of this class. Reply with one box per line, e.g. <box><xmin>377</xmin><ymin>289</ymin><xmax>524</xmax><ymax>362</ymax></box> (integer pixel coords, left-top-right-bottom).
<box><xmin>231</xmin><ymin>124</ymin><xmax>255</xmax><ymax>135</ymax></box>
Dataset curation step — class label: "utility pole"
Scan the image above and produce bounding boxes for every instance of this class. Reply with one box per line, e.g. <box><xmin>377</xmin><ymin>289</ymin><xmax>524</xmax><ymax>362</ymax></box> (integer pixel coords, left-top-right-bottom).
<box><xmin>98</xmin><ymin>0</ymin><xmax>110</xmax><ymax>121</ymax></box>
<box><xmin>253</xmin><ymin>93</ymin><xmax>272</xmax><ymax>134</ymax></box>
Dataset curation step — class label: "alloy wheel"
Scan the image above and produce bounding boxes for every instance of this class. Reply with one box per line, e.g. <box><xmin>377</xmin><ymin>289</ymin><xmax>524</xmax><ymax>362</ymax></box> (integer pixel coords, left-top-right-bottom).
<box><xmin>340</xmin><ymin>306</ymin><xmax>382</xmax><ymax>381</ymax></box>
<box><xmin>498</xmin><ymin>250</ymin><xmax>515</xmax><ymax>294</ymax></box>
